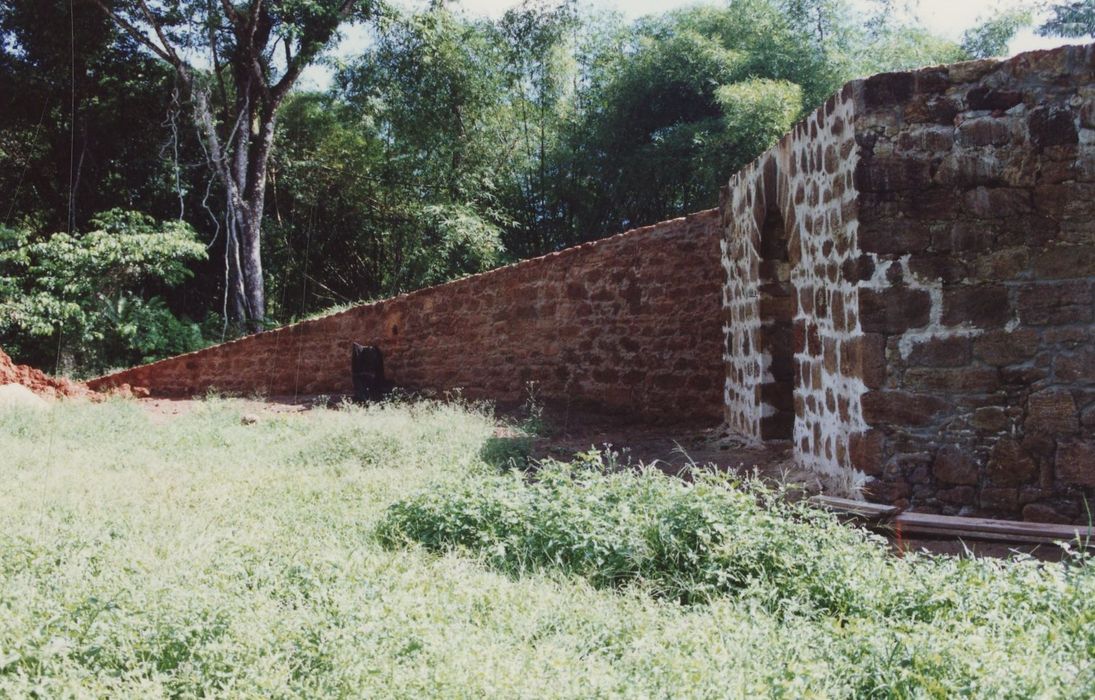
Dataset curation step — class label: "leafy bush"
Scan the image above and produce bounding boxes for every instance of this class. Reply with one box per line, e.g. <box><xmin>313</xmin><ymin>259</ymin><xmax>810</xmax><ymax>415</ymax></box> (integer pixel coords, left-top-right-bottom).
<box><xmin>0</xmin><ymin>209</ymin><xmax>210</xmax><ymax>373</ymax></box>
<box><xmin>378</xmin><ymin>452</ymin><xmax>1095</xmax><ymax>619</ymax></box>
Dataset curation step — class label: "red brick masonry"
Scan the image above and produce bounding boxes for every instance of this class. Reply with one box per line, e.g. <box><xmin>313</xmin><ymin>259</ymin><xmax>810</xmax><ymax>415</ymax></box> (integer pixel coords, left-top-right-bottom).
<box><xmin>89</xmin><ymin>210</ymin><xmax>725</xmax><ymax>421</ymax></box>
<box><xmin>90</xmin><ymin>44</ymin><xmax>1095</xmax><ymax>522</ymax></box>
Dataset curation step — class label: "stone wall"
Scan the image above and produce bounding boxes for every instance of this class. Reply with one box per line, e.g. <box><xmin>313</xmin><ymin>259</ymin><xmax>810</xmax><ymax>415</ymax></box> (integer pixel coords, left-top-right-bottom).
<box><xmin>721</xmin><ymin>88</ymin><xmax>867</xmax><ymax>486</ymax></box>
<box><xmin>92</xmin><ymin>43</ymin><xmax>1094</xmax><ymax>522</ymax></box>
<box><xmin>721</xmin><ymin>44</ymin><xmax>1094</xmax><ymax>521</ymax></box>
<box><xmin>90</xmin><ymin>211</ymin><xmax>725</xmax><ymax>421</ymax></box>
<box><xmin>850</xmin><ymin>45</ymin><xmax>1095</xmax><ymax>522</ymax></box>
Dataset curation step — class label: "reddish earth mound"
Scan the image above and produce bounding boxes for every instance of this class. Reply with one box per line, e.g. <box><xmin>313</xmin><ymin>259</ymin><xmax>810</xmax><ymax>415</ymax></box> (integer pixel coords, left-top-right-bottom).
<box><xmin>0</xmin><ymin>347</ymin><xmax>89</xmax><ymax>398</ymax></box>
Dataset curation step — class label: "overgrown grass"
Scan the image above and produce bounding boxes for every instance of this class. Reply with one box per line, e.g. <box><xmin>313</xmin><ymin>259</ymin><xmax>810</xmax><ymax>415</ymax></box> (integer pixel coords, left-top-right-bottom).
<box><xmin>1</xmin><ymin>398</ymin><xmax>1092</xmax><ymax>697</ymax></box>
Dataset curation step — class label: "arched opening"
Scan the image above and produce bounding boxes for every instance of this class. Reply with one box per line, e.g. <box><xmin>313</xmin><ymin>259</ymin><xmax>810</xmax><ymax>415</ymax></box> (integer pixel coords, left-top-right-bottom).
<box><xmin>757</xmin><ymin>205</ymin><xmax>795</xmax><ymax>440</ymax></box>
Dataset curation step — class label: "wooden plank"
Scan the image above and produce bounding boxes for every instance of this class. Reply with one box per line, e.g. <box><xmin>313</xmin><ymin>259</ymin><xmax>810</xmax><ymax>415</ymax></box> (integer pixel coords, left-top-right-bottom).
<box><xmin>808</xmin><ymin>495</ymin><xmax>899</xmax><ymax>521</ymax></box>
<box><xmin>807</xmin><ymin>495</ymin><xmax>1095</xmax><ymax>548</ymax></box>
<box><xmin>894</xmin><ymin>512</ymin><xmax>1095</xmax><ymax>546</ymax></box>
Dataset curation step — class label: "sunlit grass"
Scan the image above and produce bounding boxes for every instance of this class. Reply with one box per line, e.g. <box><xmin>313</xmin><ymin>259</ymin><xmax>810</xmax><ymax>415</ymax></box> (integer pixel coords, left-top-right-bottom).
<box><xmin>1</xmin><ymin>398</ymin><xmax>1091</xmax><ymax>698</ymax></box>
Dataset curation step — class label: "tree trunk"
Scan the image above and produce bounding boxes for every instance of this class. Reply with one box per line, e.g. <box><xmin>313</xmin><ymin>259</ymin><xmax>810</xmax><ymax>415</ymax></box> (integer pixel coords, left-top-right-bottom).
<box><xmin>239</xmin><ymin>208</ymin><xmax>265</xmax><ymax>329</ymax></box>
<box><xmin>91</xmin><ymin>0</ymin><xmax>367</xmax><ymax>336</ymax></box>
<box><xmin>224</xmin><ymin>213</ymin><xmax>248</xmax><ymax>324</ymax></box>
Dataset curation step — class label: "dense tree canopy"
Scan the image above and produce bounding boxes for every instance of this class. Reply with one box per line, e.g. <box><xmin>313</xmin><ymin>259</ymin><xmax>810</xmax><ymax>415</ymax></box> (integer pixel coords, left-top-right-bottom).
<box><xmin>0</xmin><ymin>0</ymin><xmax>1050</xmax><ymax>373</ymax></box>
<box><xmin>1039</xmin><ymin>0</ymin><xmax>1095</xmax><ymax>38</ymax></box>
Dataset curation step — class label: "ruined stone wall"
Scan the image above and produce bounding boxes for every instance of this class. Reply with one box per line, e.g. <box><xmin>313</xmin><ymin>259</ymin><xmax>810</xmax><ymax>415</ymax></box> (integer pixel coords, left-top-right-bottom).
<box><xmin>91</xmin><ymin>44</ymin><xmax>1093</xmax><ymax>521</ymax></box>
<box><xmin>722</xmin><ymin>44</ymin><xmax>1093</xmax><ymax>521</ymax></box>
<box><xmin>90</xmin><ymin>211</ymin><xmax>725</xmax><ymax>421</ymax></box>
<box><xmin>721</xmin><ymin>87</ymin><xmax>867</xmax><ymax>486</ymax></box>
<box><xmin>850</xmin><ymin>45</ymin><xmax>1095</xmax><ymax>522</ymax></box>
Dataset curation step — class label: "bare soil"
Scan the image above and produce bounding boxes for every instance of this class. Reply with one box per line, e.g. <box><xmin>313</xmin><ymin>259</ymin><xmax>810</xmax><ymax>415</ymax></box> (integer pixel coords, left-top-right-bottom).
<box><xmin>0</xmin><ymin>347</ymin><xmax>89</xmax><ymax>399</ymax></box>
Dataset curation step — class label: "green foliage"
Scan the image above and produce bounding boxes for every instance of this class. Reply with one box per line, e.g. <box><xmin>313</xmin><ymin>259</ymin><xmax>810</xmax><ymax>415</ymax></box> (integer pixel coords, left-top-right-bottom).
<box><xmin>962</xmin><ymin>6</ymin><xmax>1034</xmax><ymax>58</ymax></box>
<box><xmin>380</xmin><ymin>452</ymin><xmax>1095</xmax><ymax>695</ymax></box>
<box><xmin>2</xmin><ymin>0</ymin><xmax>1005</xmax><ymax>356</ymax></box>
<box><xmin>555</xmin><ymin>1</ymin><xmax>830</xmax><ymax>233</ymax></box>
<box><xmin>411</xmin><ymin>204</ymin><xmax>505</xmax><ymax>287</ymax></box>
<box><xmin>856</xmin><ymin>24</ymin><xmax>967</xmax><ymax>73</ymax></box>
<box><xmin>0</xmin><ymin>210</ymin><xmax>209</xmax><ymax>373</ymax></box>
<box><xmin>716</xmin><ymin>79</ymin><xmax>804</xmax><ymax>157</ymax></box>
<box><xmin>1</xmin><ymin>398</ymin><xmax>1092</xmax><ymax>696</ymax></box>
<box><xmin>268</xmin><ymin>8</ymin><xmax>514</xmax><ymax>312</ymax></box>
<box><xmin>1039</xmin><ymin>0</ymin><xmax>1095</xmax><ymax>38</ymax></box>
<box><xmin>0</xmin><ymin>0</ymin><xmax>187</xmax><ymax>232</ymax></box>
<box><xmin>379</xmin><ymin>455</ymin><xmax>1090</xmax><ymax>617</ymax></box>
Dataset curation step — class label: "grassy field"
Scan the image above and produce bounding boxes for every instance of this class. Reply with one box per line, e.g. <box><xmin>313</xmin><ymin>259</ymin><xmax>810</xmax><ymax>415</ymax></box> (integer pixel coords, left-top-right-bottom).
<box><xmin>0</xmin><ymin>398</ymin><xmax>1092</xmax><ymax>698</ymax></box>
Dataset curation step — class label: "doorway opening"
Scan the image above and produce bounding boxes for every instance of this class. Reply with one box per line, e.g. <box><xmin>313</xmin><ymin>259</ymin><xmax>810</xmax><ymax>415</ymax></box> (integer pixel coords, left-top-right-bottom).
<box><xmin>757</xmin><ymin>206</ymin><xmax>795</xmax><ymax>440</ymax></box>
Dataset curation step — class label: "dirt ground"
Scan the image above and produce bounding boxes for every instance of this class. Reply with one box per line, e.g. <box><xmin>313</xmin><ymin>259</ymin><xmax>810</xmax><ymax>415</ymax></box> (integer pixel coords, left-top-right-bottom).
<box><xmin>135</xmin><ymin>393</ymin><xmax>804</xmax><ymax>480</ymax></box>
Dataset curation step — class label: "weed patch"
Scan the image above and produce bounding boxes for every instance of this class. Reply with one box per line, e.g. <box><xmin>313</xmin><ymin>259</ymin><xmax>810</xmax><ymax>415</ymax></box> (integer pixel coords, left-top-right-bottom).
<box><xmin>1</xmin><ymin>399</ymin><xmax>1092</xmax><ymax>697</ymax></box>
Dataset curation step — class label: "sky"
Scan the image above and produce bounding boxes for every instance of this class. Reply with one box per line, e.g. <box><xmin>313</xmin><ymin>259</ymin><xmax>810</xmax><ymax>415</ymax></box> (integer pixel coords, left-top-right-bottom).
<box><xmin>299</xmin><ymin>0</ymin><xmax>1077</xmax><ymax>89</ymax></box>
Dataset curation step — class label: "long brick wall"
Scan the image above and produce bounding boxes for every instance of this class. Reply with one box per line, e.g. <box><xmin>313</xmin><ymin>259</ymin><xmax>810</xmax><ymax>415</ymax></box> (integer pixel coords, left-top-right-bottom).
<box><xmin>89</xmin><ymin>44</ymin><xmax>1094</xmax><ymax>523</ymax></box>
<box><xmin>89</xmin><ymin>210</ymin><xmax>725</xmax><ymax>421</ymax></box>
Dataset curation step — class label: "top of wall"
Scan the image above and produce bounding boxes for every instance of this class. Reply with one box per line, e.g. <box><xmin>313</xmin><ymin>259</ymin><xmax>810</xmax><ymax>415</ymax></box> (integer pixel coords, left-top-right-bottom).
<box><xmin>855</xmin><ymin>41</ymin><xmax>1095</xmax><ymax>112</ymax></box>
<box><xmin>723</xmin><ymin>42</ymin><xmax>1095</xmax><ymax>195</ymax></box>
<box><xmin>90</xmin><ymin>208</ymin><xmax>720</xmax><ymax>386</ymax></box>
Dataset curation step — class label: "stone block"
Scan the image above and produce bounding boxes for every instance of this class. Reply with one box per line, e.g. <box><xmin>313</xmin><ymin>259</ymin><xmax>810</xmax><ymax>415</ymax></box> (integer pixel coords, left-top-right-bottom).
<box><xmin>859</xmin><ymin>220</ymin><xmax>932</xmax><ymax>253</ymax></box>
<box><xmin>971</xmin><ymin>406</ymin><xmax>1009</xmax><ymax>432</ymax></box>
<box><xmin>1054</xmin><ymin>347</ymin><xmax>1095</xmax><ymax>383</ymax></box>
<box><xmin>934</xmin><ymin>152</ymin><xmax>1007</xmax><ymax>187</ymax></box>
<box><xmin>1032</xmin><ymin>245</ymin><xmax>1095</xmax><ymax>280</ymax></box>
<box><xmin>854</xmin><ymin>158</ymin><xmax>933</xmax><ymax>192</ymax></box>
<box><xmin>941</xmin><ymin>285</ymin><xmax>1011</xmax><ymax>328</ymax></box>
<box><xmin>1025</xmin><ymin>389</ymin><xmax>1079</xmax><ymax>434</ymax></box>
<box><xmin>1082</xmin><ymin>403</ymin><xmax>1095</xmax><ymax>430</ymax></box>
<box><xmin>1021</xmin><ymin>503</ymin><xmax>1071</xmax><ymax>524</ymax></box>
<box><xmin>1028</xmin><ymin>105</ymin><xmax>1078</xmax><ymax>148</ymax></box>
<box><xmin>863</xmin><ymin>477</ymin><xmax>910</xmax><ymax>504</ymax></box>
<box><xmin>908</xmin><ymin>254</ymin><xmax>968</xmax><ymax>284</ymax></box>
<box><xmin>863</xmin><ymin>71</ymin><xmax>915</xmax><ymax>108</ymax></box>
<box><xmin>1056</xmin><ymin>440</ymin><xmax>1095</xmax><ymax>488</ymax></box>
<box><xmin>860</xmin><ymin>288</ymin><xmax>932</xmax><ymax>334</ymax></box>
<box><xmin>962</xmin><ymin>187</ymin><xmax>1032</xmax><ymax>218</ymax></box>
<box><xmin>957</xmin><ymin>117</ymin><xmax>1012</xmax><ymax>147</ymax></box>
<box><xmin>1018</xmin><ymin>281</ymin><xmax>1093</xmax><ymax>325</ymax></box>
<box><xmin>933</xmin><ymin>446</ymin><xmax>978</xmax><ymax>485</ymax></box>
<box><xmin>938</xmin><ymin>486</ymin><xmax>976</xmax><ymax>505</ymax></box>
<box><xmin>862</xmin><ymin>390</ymin><xmax>949</xmax><ymax>426</ymax></box>
<box><xmin>987</xmin><ymin>438</ymin><xmax>1038</xmax><ymax>486</ymax></box>
<box><xmin>965</xmin><ymin>86</ymin><xmax>1023</xmax><ymax>111</ymax></box>
<box><xmin>896</xmin><ymin>125</ymin><xmax>955</xmax><ymax>152</ymax></box>
<box><xmin>840</xmin><ymin>334</ymin><xmax>886</xmax><ymax>388</ymax></box>
<box><xmin>934</xmin><ymin>222</ymin><xmax>994</xmax><ymax>252</ymax></box>
<box><xmin>904</xmin><ymin>367</ymin><xmax>999</xmax><ymax>393</ymax></box>
<box><xmin>1032</xmin><ymin>182</ymin><xmax>1095</xmax><ymax>220</ymax></box>
<box><xmin>906</xmin><ymin>336</ymin><xmax>972</xmax><ymax>367</ymax></box>
<box><xmin>971</xmin><ymin>248</ymin><xmax>1028</xmax><ymax>280</ymax></box>
<box><xmin>905</xmin><ymin>95</ymin><xmax>960</xmax><ymax>124</ymax></box>
<box><xmin>979</xmin><ymin>486</ymin><xmax>1019</xmax><ymax>512</ymax></box>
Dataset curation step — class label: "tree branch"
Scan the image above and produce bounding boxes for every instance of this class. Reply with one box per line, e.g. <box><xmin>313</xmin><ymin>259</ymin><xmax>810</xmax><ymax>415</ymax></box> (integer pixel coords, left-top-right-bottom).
<box><xmin>269</xmin><ymin>0</ymin><xmax>361</xmax><ymax>105</ymax></box>
<box><xmin>135</xmin><ymin>0</ymin><xmax>184</xmax><ymax>66</ymax></box>
<box><xmin>219</xmin><ymin>0</ymin><xmax>243</xmax><ymax>31</ymax></box>
<box><xmin>89</xmin><ymin>0</ymin><xmax>180</xmax><ymax>68</ymax></box>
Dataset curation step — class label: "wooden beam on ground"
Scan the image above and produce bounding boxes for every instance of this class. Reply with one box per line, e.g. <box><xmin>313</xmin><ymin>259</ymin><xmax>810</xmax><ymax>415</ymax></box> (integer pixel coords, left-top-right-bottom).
<box><xmin>893</xmin><ymin>512</ymin><xmax>1095</xmax><ymax>547</ymax></box>
<box><xmin>808</xmin><ymin>495</ymin><xmax>899</xmax><ymax>522</ymax></box>
<box><xmin>808</xmin><ymin>495</ymin><xmax>1095</xmax><ymax>549</ymax></box>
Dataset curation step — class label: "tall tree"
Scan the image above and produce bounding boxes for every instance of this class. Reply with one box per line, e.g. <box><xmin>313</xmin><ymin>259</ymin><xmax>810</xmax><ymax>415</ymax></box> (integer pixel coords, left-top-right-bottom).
<box><xmin>0</xmin><ymin>0</ymin><xmax>181</xmax><ymax>233</ymax></box>
<box><xmin>89</xmin><ymin>0</ymin><xmax>379</xmax><ymax>331</ymax></box>
<box><xmin>962</xmin><ymin>6</ymin><xmax>1033</xmax><ymax>58</ymax></box>
<box><xmin>1038</xmin><ymin>0</ymin><xmax>1095</xmax><ymax>38</ymax></box>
